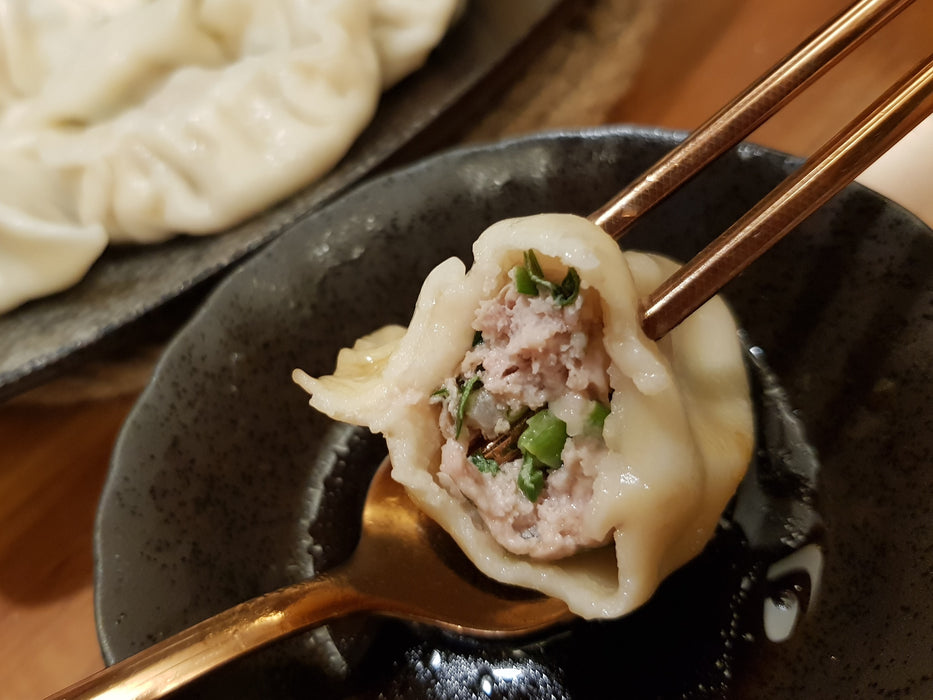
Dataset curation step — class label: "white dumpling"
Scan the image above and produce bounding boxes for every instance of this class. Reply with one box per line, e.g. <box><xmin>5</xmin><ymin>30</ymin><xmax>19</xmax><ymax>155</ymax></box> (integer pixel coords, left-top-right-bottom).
<box><xmin>0</xmin><ymin>0</ymin><xmax>460</xmax><ymax>313</ymax></box>
<box><xmin>0</xmin><ymin>154</ymin><xmax>107</xmax><ymax>311</ymax></box>
<box><xmin>294</xmin><ymin>213</ymin><xmax>754</xmax><ymax>619</ymax></box>
<box><xmin>371</xmin><ymin>0</ymin><xmax>465</xmax><ymax>87</ymax></box>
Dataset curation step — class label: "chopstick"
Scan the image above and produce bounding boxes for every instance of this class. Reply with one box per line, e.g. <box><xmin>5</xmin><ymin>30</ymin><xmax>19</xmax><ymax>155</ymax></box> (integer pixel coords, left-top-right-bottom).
<box><xmin>589</xmin><ymin>0</ymin><xmax>916</xmax><ymax>236</ymax></box>
<box><xmin>586</xmin><ymin>0</ymin><xmax>933</xmax><ymax>340</ymax></box>
<box><xmin>588</xmin><ymin>0</ymin><xmax>913</xmax><ymax>239</ymax></box>
<box><xmin>641</xmin><ymin>53</ymin><xmax>933</xmax><ymax>340</ymax></box>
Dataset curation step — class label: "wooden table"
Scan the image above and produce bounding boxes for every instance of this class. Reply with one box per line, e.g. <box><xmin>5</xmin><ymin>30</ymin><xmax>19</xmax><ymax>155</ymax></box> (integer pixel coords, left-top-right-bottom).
<box><xmin>2</xmin><ymin>1</ymin><xmax>930</xmax><ymax>697</ymax></box>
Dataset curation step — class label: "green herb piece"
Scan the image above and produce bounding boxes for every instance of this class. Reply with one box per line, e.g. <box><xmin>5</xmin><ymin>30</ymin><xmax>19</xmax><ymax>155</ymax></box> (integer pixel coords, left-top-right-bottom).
<box><xmin>516</xmin><ymin>249</ymin><xmax>580</xmax><ymax>307</ymax></box>
<box><xmin>455</xmin><ymin>375</ymin><xmax>482</xmax><ymax>438</ymax></box>
<box><xmin>517</xmin><ymin>454</ymin><xmax>546</xmax><ymax>502</ymax></box>
<box><xmin>431</xmin><ymin>387</ymin><xmax>450</xmax><ymax>398</ymax></box>
<box><xmin>469</xmin><ymin>454</ymin><xmax>500</xmax><ymax>475</ymax></box>
<box><xmin>585</xmin><ymin>401</ymin><xmax>611</xmax><ymax>437</ymax></box>
<box><xmin>517</xmin><ymin>409</ymin><xmax>567</xmax><ymax>469</ymax></box>
<box><xmin>552</xmin><ymin>267</ymin><xmax>580</xmax><ymax>307</ymax></box>
<box><xmin>472</xmin><ymin>330</ymin><xmax>484</xmax><ymax>347</ymax></box>
<box><xmin>513</xmin><ymin>265</ymin><xmax>537</xmax><ymax>295</ymax></box>
<box><xmin>523</xmin><ymin>249</ymin><xmax>547</xmax><ymax>285</ymax></box>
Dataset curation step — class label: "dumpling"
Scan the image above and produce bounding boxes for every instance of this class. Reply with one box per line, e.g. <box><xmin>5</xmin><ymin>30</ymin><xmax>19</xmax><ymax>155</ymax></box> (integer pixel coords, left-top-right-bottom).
<box><xmin>371</xmin><ymin>0</ymin><xmax>468</xmax><ymax>88</ymax></box>
<box><xmin>293</xmin><ymin>213</ymin><xmax>754</xmax><ymax>619</ymax></box>
<box><xmin>0</xmin><ymin>0</ymin><xmax>461</xmax><ymax>313</ymax></box>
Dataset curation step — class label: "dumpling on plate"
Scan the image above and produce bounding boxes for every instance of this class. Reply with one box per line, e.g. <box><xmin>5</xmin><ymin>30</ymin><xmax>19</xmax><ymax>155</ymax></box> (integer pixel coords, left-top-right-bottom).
<box><xmin>294</xmin><ymin>213</ymin><xmax>754</xmax><ymax>619</ymax></box>
<box><xmin>0</xmin><ymin>0</ymin><xmax>462</xmax><ymax>313</ymax></box>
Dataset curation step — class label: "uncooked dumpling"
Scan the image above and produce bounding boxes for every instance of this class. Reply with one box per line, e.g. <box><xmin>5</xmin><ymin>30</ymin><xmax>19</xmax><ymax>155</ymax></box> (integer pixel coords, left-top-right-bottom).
<box><xmin>0</xmin><ymin>0</ymin><xmax>461</xmax><ymax>312</ymax></box>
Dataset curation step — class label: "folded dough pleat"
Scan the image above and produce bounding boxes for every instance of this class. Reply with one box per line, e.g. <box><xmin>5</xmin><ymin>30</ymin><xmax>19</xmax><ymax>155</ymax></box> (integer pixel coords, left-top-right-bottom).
<box><xmin>0</xmin><ymin>0</ymin><xmax>460</xmax><ymax>312</ymax></box>
<box><xmin>0</xmin><ymin>157</ymin><xmax>106</xmax><ymax>312</ymax></box>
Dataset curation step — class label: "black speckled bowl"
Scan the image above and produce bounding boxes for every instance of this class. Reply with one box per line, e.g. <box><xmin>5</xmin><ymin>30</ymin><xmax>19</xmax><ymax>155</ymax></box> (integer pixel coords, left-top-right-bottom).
<box><xmin>95</xmin><ymin>127</ymin><xmax>933</xmax><ymax>699</ymax></box>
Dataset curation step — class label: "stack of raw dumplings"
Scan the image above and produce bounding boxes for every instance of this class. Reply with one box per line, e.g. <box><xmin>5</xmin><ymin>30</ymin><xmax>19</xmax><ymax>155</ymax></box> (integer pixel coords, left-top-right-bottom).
<box><xmin>0</xmin><ymin>0</ymin><xmax>461</xmax><ymax>313</ymax></box>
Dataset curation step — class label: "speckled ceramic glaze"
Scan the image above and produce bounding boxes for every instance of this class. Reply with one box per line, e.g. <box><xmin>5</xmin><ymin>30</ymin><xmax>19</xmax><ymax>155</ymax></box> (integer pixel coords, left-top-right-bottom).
<box><xmin>95</xmin><ymin>127</ymin><xmax>933</xmax><ymax>699</ymax></box>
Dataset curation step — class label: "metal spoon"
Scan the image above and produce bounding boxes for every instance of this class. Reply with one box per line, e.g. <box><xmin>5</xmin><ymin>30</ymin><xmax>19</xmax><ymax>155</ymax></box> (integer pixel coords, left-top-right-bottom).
<box><xmin>46</xmin><ymin>457</ymin><xmax>572</xmax><ymax>700</ymax></box>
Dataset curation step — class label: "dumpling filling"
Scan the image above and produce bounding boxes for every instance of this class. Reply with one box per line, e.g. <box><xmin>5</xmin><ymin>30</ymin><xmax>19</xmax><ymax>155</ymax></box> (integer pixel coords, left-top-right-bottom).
<box><xmin>433</xmin><ymin>253</ymin><xmax>613</xmax><ymax>559</ymax></box>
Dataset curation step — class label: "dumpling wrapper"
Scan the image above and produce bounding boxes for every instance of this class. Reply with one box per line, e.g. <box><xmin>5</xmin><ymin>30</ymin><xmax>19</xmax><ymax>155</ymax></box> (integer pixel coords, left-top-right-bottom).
<box><xmin>294</xmin><ymin>213</ymin><xmax>754</xmax><ymax>619</ymax></box>
<box><xmin>0</xmin><ymin>0</ymin><xmax>461</xmax><ymax>312</ymax></box>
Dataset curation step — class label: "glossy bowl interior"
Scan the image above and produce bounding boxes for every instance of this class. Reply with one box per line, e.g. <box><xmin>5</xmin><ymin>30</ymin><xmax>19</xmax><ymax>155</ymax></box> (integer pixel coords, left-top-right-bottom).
<box><xmin>95</xmin><ymin>126</ymin><xmax>933</xmax><ymax>699</ymax></box>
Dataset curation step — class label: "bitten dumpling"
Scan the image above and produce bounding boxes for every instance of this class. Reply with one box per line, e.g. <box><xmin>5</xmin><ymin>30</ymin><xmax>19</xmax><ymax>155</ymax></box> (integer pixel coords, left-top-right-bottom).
<box><xmin>294</xmin><ymin>213</ymin><xmax>754</xmax><ymax>619</ymax></box>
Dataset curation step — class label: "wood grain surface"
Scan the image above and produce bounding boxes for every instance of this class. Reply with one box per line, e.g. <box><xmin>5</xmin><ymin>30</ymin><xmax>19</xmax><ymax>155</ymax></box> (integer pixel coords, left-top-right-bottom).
<box><xmin>2</xmin><ymin>0</ymin><xmax>931</xmax><ymax>697</ymax></box>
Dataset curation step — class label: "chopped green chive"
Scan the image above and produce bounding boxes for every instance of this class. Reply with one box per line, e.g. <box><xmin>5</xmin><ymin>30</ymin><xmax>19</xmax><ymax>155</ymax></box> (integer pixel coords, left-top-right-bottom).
<box><xmin>585</xmin><ymin>401</ymin><xmax>611</xmax><ymax>437</ymax></box>
<box><xmin>514</xmin><ymin>249</ymin><xmax>580</xmax><ymax>307</ymax></box>
<box><xmin>431</xmin><ymin>386</ymin><xmax>450</xmax><ymax>398</ymax></box>
<box><xmin>517</xmin><ymin>409</ymin><xmax>567</xmax><ymax>469</ymax></box>
<box><xmin>513</xmin><ymin>265</ymin><xmax>537</xmax><ymax>295</ymax></box>
<box><xmin>552</xmin><ymin>267</ymin><xmax>580</xmax><ymax>306</ymax></box>
<box><xmin>455</xmin><ymin>375</ymin><xmax>481</xmax><ymax>438</ymax></box>
<box><xmin>523</xmin><ymin>250</ymin><xmax>550</xmax><ymax>293</ymax></box>
<box><xmin>524</xmin><ymin>249</ymin><xmax>545</xmax><ymax>279</ymax></box>
<box><xmin>517</xmin><ymin>454</ymin><xmax>546</xmax><ymax>502</ymax></box>
<box><xmin>469</xmin><ymin>454</ymin><xmax>500</xmax><ymax>474</ymax></box>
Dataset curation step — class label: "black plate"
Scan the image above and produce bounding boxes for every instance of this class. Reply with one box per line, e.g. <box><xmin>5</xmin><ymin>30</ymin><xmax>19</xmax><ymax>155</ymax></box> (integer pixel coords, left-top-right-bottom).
<box><xmin>0</xmin><ymin>0</ymin><xmax>570</xmax><ymax>402</ymax></box>
<box><xmin>95</xmin><ymin>127</ymin><xmax>933</xmax><ymax>699</ymax></box>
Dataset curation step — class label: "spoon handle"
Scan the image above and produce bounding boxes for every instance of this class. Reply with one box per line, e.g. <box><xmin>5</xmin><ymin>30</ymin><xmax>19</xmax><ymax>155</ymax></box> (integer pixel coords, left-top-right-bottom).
<box><xmin>44</xmin><ymin>570</ymin><xmax>370</xmax><ymax>700</ymax></box>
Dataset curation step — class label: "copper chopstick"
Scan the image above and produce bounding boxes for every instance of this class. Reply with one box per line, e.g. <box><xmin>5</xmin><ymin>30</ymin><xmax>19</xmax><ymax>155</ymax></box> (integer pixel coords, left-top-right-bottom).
<box><xmin>588</xmin><ymin>0</ymin><xmax>915</xmax><ymax>237</ymax></box>
<box><xmin>640</xmin><ymin>53</ymin><xmax>933</xmax><ymax>340</ymax></box>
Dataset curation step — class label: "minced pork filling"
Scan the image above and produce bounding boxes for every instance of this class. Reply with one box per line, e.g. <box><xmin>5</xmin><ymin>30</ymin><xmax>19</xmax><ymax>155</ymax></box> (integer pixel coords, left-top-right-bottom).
<box><xmin>432</xmin><ymin>251</ymin><xmax>614</xmax><ymax>560</ymax></box>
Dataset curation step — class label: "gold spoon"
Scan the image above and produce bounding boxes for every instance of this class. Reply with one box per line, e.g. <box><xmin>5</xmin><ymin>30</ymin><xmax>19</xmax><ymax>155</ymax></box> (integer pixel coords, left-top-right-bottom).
<box><xmin>47</xmin><ymin>457</ymin><xmax>572</xmax><ymax>700</ymax></box>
